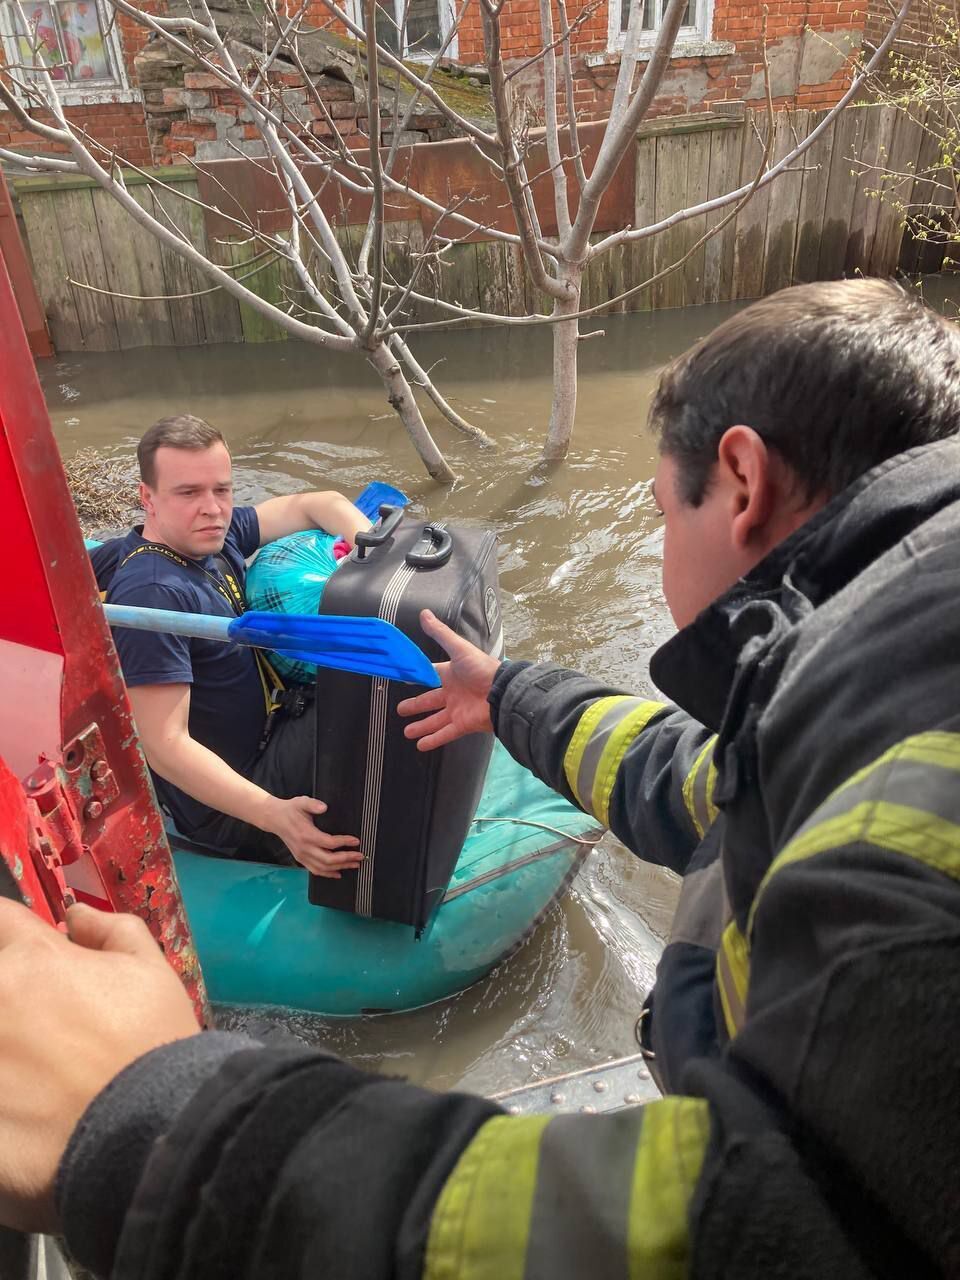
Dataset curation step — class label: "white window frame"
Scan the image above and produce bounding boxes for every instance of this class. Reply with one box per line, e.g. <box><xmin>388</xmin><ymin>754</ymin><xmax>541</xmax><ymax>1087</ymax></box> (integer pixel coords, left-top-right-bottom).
<box><xmin>0</xmin><ymin>0</ymin><xmax>138</xmax><ymax>107</ymax></box>
<box><xmin>348</xmin><ymin>0</ymin><xmax>458</xmax><ymax>62</ymax></box>
<box><xmin>607</xmin><ymin>0</ymin><xmax>714</xmax><ymax>56</ymax></box>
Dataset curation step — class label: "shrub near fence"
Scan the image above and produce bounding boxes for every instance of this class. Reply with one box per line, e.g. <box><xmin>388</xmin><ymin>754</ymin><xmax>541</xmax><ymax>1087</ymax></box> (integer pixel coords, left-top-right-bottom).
<box><xmin>12</xmin><ymin>103</ymin><xmax>940</xmax><ymax>353</ymax></box>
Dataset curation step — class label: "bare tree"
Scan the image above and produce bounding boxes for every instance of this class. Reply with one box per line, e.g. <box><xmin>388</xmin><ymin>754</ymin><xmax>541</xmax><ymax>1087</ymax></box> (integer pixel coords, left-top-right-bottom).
<box><xmin>1</xmin><ymin>0</ymin><xmax>913</xmax><ymax>477</ymax></box>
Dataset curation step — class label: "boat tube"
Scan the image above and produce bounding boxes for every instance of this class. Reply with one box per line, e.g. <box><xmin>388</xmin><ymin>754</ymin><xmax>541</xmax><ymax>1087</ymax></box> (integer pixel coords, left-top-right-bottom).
<box><xmin>171</xmin><ymin>741</ymin><xmax>598</xmax><ymax>1016</ymax></box>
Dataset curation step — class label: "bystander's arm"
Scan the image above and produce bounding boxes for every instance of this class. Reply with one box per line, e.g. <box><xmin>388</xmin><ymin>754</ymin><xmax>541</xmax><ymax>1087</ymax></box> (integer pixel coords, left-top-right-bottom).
<box><xmin>255</xmin><ymin>491</ymin><xmax>371</xmax><ymax>547</ymax></box>
<box><xmin>128</xmin><ymin>683</ymin><xmax>361</xmax><ymax>877</ymax></box>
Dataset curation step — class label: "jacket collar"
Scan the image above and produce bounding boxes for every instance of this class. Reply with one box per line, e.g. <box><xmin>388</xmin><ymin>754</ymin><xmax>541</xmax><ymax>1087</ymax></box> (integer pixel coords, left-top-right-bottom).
<box><xmin>649</xmin><ymin>438</ymin><xmax>960</xmax><ymax>731</ymax></box>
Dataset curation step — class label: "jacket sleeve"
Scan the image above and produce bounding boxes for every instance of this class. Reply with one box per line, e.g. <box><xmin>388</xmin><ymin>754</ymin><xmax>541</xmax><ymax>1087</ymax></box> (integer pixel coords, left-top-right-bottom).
<box><xmin>489</xmin><ymin>660</ymin><xmax>718</xmax><ymax>874</ymax></box>
<box><xmin>56</xmin><ymin>728</ymin><xmax>960</xmax><ymax>1280</ymax></box>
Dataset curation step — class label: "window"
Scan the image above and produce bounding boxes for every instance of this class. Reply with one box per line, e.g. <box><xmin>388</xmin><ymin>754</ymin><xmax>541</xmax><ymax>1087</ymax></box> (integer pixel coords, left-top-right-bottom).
<box><xmin>357</xmin><ymin>0</ymin><xmax>458</xmax><ymax>60</ymax></box>
<box><xmin>610</xmin><ymin>0</ymin><xmax>712</xmax><ymax>52</ymax></box>
<box><xmin>0</xmin><ymin>0</ymin><xmax>134</xmax><ymax>103</ymax></box>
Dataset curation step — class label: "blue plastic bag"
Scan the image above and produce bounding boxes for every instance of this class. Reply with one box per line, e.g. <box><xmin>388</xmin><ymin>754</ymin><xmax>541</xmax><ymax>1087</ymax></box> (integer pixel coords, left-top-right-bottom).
<box><xmin>246</xmin><ymin>482</ymin><xmax>410</xmax><ymax>685</ymax></box>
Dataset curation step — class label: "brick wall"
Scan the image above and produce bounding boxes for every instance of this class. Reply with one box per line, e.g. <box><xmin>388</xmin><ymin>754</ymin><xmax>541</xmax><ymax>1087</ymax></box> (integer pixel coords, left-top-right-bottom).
<box><xmin>1</xmin><ymin>0</ymin><xmax>877</xmax><ymax>166</ymax></box>
<box><xmin>503</xmin><ymin>0</ymin><xmax>872</xmax><ymax>123</ymax></box>
<box><xmin>0</xmin><ymin>100</ymin><xmax>151</xmax><ymax>164</ymax></box>
<box><xmin>864</xmin><ymin>0</ymin><xmax>951</xmax><ymax>65</ymax></box>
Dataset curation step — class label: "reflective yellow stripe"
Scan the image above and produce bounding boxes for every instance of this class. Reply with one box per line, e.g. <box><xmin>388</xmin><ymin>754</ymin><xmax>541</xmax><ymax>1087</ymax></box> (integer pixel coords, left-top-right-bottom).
<box><xmin>592</xmin><ymin>701</ymin><xmax>665</xmax><ymax>827</ymax></box>
<box><xmin>682</xmin><ymin>736</ymin><xmax>719</xmax><ymax>839</ymax></box>
<box><xmin>627</xmin><ymin>1097</ymin><xmax>710</xmax><ymax>1280</ymax></box>
<box><xmin>826</xmin><ymin>729</ymin><xmax>960</xmax><ymax>801</ymax></box>
<box><xmin>715</xmin><ymin>920</ymin><xmax>750</xmax><ymax>1038</ymax></box>
<box><xmin>426</xmin><ymin>1101</ymin><xmax>708</xmax><ymax>1280</ymax></box>
<box><xmin>748</xmin><ymin>730</ymin><xmax>960</xmax><ymax>935</ymax></box>
<box><xmin>563</xmin><ymin>696</ymin><xmax>625</xmax><ymax>810</ymax></box>
<box><xmin>704</xmin><ymin>757</ymin><xmax>719</xmax><ymax>826</ymax></box>
<box><xmin>563</xmin><ymin>697</ymin><xmax>664</xmax><ymax>823</ymax></box>
<box><xmin>425</xmin><ymin>1115</ymin><xmax>550</xmax><ymax>1280</ymax></box>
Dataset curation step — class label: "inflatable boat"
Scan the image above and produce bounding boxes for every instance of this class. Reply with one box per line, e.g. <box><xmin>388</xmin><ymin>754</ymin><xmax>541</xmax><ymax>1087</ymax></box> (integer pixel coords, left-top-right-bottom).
<box><xmin>171</xmin><ymin>742</ymin><xmax>597</xmax><ymax>1016</ymax></box>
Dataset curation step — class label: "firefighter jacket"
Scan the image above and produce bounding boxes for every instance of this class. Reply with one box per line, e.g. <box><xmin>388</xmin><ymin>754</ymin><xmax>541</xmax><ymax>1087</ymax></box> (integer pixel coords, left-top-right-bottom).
<box><xmin>58</xmin><ymin>440</ymin><xmax>960</xmax><ymax>1280</ymax></box>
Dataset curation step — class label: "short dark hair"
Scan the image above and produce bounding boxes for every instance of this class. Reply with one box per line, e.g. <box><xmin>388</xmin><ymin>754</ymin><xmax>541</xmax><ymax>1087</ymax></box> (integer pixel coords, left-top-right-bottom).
<box><xmin>137</xmin><ymin>415</ymin><xmax>227</xmax><ymax>487</ymax></box>
<box><xmin>650</xmin><ymin>279</ymin><xmax>960</xmax><ymax>505</ymax></box>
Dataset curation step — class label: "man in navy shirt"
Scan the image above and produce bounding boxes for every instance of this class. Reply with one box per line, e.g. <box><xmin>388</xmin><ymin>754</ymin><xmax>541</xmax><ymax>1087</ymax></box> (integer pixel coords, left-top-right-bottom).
<box><xmin>107</xmin><ymin>414</ymin><xmax>370</xmax><ymax>875</ymax></box>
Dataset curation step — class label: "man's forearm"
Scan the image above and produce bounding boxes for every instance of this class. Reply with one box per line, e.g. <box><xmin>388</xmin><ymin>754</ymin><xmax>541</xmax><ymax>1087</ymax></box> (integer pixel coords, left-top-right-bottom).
<box><xmin>303</xmin><ymin>492</ymin><xmax>370</xmax><ymax>545</ymax></box>
<box><xmin>146</xmin><ymin>734</ymin><xmax>275</xmax><ymax>831</ymax></box>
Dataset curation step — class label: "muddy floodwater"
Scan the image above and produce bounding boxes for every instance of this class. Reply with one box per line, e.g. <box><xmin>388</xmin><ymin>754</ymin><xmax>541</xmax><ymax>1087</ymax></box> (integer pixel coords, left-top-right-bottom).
<box><xmin>40</xmin><ymin>304</ymin><xmax>747</xmax><ymax>1095</ymax></box>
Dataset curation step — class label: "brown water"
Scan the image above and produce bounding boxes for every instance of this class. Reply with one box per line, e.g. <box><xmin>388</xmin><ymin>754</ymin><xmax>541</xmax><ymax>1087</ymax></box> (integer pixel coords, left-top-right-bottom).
<box><xmin>40</xmin><ymin>304</ymin><xmax>742</xmax><ymax>1094</ymax></box>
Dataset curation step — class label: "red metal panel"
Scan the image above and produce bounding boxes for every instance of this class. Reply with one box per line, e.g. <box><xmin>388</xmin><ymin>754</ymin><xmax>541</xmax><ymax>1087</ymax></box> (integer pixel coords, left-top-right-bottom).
<box><xmin>196</xmin><ymin>120</ymin><xmax>636</xmax><ymax>244</ymax></box>
<box><xmin>0</xmin><ymin>250</ymin><xmax>209</xmax><ymax>1022</ymax></box>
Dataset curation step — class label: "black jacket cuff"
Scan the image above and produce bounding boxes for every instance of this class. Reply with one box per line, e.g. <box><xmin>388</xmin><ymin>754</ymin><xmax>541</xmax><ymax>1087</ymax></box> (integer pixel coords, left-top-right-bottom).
<box><xmin>56</xmin><ymin>1031</ymin><xmax>257</xmax><ymax>1277</ymax></box>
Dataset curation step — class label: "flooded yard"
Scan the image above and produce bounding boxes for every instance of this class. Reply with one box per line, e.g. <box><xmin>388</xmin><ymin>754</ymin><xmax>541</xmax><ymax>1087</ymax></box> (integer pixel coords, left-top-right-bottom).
<box><xmin>42</xmin><ymin>302</ymin><xmax>744</xmax><ymax>1094</ymax></box>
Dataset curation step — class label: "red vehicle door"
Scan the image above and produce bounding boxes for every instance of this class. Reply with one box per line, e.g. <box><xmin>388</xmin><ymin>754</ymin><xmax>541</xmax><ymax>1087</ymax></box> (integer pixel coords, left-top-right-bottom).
<box><xmin>0</xmin><ymin>249</ymin><xmax>207</xmax><ymax>1021</ymax></box>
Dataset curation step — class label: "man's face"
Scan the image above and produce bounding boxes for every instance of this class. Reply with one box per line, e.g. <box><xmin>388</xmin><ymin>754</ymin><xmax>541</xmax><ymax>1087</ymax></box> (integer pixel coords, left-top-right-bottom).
<box><xmin>140</xmin><ymin>443</ymin><xmax>234</xmax><ymax>559</ymax></box>
<box><xmin>654</xmin><ymin>452</ymin><xmax>746</xmax><ymax>631</ymax></box>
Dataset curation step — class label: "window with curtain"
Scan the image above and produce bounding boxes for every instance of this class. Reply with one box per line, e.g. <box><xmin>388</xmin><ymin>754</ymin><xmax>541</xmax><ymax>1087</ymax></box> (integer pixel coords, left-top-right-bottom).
<box><xmin>1</xmin><ymin>0</ymin><xmax>126</xmax><ymax>93</ymax></box>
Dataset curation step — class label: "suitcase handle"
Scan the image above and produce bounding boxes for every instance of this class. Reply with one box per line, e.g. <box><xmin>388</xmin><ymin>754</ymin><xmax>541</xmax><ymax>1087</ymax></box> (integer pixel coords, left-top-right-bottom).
<box><xmin>355</xmin><ymin>504</ymin><xmax>404</xmax><ymax>560</ymax></box>
<box><xmin>406</xmin><ymin>524</ymin><xmax>453</xmax><ymax>568</ymax></box>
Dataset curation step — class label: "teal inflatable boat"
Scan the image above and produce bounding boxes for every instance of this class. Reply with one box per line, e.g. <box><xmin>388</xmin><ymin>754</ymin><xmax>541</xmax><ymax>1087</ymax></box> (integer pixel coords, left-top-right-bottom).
<box><xmin>171</xmin><ymin>741</ymin><xmax>598</xmax><ymax>1016</ymax></box>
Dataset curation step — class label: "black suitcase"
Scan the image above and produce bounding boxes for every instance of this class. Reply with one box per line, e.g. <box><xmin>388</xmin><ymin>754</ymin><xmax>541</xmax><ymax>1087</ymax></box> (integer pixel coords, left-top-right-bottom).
<box><xmin>310</xmin><ymin>506</ymin><xmax>501</xmax><ymax>930</ymax></box>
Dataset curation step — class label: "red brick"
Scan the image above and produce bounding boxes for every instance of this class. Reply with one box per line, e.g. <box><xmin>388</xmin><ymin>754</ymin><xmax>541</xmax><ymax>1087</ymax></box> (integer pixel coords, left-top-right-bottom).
<box><xmin>183</xmin><ymin>71</ymin><xmax>225</xmax><ymax>90</ymax></box>
<box><xmin>170</xmin><ymin>120</ymin><xmax>218</xmax><ymax>140</ymax></box>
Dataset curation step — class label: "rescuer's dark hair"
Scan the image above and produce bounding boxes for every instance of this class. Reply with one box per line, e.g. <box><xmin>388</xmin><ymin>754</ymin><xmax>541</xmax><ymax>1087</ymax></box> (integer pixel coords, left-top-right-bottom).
<box><xmin>650</xmin><ymin>278</ymin><xmax>960</xmax><ymax>506</ymax></box>
<box><xmin>138</xmin><ymin>415</ymin><xmax>228</xmax><ymax>488</ymax></box>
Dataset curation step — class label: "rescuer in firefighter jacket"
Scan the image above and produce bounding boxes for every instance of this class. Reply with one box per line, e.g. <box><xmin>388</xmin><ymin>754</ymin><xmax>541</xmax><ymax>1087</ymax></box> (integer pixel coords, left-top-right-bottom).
<box><xmin>0</xmin><ymin>278</ymin><xmax>957</xmax><ymax>1279</ymax></box>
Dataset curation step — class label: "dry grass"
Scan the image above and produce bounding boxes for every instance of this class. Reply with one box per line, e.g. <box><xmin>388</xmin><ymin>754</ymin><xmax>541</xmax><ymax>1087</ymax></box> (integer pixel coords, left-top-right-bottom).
<box><xmin>64</xmin><ymin>447</ymin><xmax>140</xmax><ymax>537</ymax></box>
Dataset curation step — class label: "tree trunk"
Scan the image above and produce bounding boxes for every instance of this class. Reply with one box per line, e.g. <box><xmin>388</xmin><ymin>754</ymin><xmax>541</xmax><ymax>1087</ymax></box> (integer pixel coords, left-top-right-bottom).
<box><xmin>365</xmin><ymin>340</ymin><xmax>457</xmax><ymax>483</ymax></box>
<box><xmin>542</xmin><ymin>284</ymin><xmax>582</xmax><ymax>462</ymax></box>
<box><xmin>388</xmin><ymin>334</ymin><xmax>498</xmax><ymax>449</ymax></box>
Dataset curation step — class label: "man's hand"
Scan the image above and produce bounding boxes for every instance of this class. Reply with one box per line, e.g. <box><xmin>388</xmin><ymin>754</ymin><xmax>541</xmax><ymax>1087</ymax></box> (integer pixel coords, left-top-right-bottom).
<box><xmin>261</xmin><ymin>796</ymin><xmax>363</xmax><ymax>878</ymax></box>
<box><xmin>0</xmin><ymin>901</ymin><xmax>200</xmax><ymax>1234</ymax></box>
<box><xmin>397</xmin><ymin>610</ymin><xmax>500</xmax><ymax>750</ymax></box>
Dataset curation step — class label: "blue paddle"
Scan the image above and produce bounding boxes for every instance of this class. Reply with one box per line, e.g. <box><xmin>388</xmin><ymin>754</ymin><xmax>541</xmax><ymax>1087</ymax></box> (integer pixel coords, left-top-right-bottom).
<box><xmin>353</xmin><ymin>481</ymin><xmax>410</xmax><ymax>521</ymax></box>
<box><xmin>103</xmin><ymin>603</ymin><xmax>440</xmax><ymax>687</ymax></box>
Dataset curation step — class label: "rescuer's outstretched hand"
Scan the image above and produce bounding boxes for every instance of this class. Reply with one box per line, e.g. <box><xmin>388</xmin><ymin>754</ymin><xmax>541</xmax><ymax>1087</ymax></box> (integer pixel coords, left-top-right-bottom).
<box><xmin>0</xmin><ymin>900</ymin><xmax>200</xmax><ymax>1234</ymax></box>
<box><xmin>397</xmin><ymin>610</ymin><xmax>500</xmax><ymax>750</ymax></box>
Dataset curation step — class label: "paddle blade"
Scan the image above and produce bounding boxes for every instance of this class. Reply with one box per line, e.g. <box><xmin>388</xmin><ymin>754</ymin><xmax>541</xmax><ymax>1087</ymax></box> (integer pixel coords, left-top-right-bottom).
<box><xmin>354</xmin><ymin>482</ymin><xmax>409</xmax><ymax>522</ymax></box>
<box><xmin>228</xmin><ymin>611</ymin><xmax>440</xmax><ymax>688</ymax></box>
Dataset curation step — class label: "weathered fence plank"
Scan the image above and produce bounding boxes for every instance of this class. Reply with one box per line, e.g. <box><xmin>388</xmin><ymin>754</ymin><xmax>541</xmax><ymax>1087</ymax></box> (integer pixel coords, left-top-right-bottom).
<box><xmin>631</xmin><ymin>133</ymin><xmax>658</xmax><ymax>312</ymax></box>
<box><xmin>763</xmin><ymin>110</ymin><xmax>807</xmax><ymax>295</ymax></box>
<box><xmin>870</xmin><ymin>108</ymin><xmax>926</xmax><ymax>275</ymax></box>
<box><xmin>503</xmin><ymin>243</ymin><xmax>527</xmax><ymax>318</ymax></box>
<box><xmin>55</xmin><ymin>187</ymin><xmax>120</xmax><ymax>351</ymax></box>
<box><xmin>476</xmin><ymin>240</ymin><xmax>508</xmax><ymax>315</ymax></box>
<box><xmin>793</xmin><ymin>112</ymin><xmax>833</xmax><ymax>284</ymax></box>
<box><xmin>732</xmin><ymin>112</ymin><xmax>772</xmax><ymax>300</ymax></box>
<box><xmin>702</xmin><ymin>124</ymin><xmax>743</xmax><ymax>303</ymax></box>
<box><xmin>144</xmin><ymin>184</ymin><xmax>205</xmax><ymax>347</ymax></box>
<box><xmin>818</xmin><ymin>105</ymin><xmax>868</xmax><ymax>279</ymax></box>
<box><xmin>899</xmin><ymin>110</ymin><xmax>948</xmax><ymax>276</ymax></box>
<box><xmin>18</xmin><ymin>191</ymin><xmax>83</xmax><ymax>352</ymax></box>
<box><xmin>92</xmin><ymin>185</ymin><xmax>175</xmax><ymax>350</ymax></box>
<box><xmin>845</xmin><ymin>103</ymin><xmax>885</xmax><ymax>275</ymax></box>
<box><xmin>652</xmin><ymin>133</ymin><xmax>688</xmax><ymax>310</ymax></box>
<box><xmin>682</xmin><ymin>129</ymin><xmax>711</xmax><ymax>306</ymax></box>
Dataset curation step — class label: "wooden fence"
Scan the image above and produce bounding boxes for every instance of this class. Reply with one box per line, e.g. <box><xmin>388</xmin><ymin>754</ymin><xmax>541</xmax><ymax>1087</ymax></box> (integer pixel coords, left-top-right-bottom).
<box><xmin>13</xmin><ymin>103</ymin><xmax>943</xmax><ymax>353</ymax></box>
